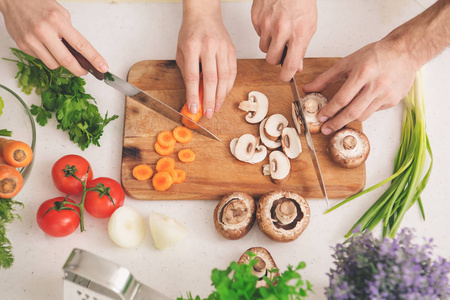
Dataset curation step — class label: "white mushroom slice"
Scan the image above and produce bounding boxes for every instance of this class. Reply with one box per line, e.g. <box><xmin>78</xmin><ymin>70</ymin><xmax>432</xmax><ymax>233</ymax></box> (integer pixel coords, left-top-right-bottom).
<box><xmin>269</xmin><ymin>150</ymin><xmax>291</xmax><ymax>184</ymax></box>
<box><xmin>259</xmin><ymin>118</ymin><xmax>282</xmax><ymax>150</ymax></box>
<box><xmin>238</xmin><ymin>247</ymin><xmax>280</xmax><ymax>288</ymax></box>
<box><xmin>262</xmin><ymin>164</ymin><xmax>271</xmax><ymax>176</ymax></box>
<box><xmin>238</xmin><ymin>91</ymin><xmax>269</xmax><ymax>124</ymax></box>
<box><xmin>229</xmin><ymin>137</ymin><xmax>239</xmax><ymax>158</ymax></box>
<box><xmin>281</xmin><ymin>127</ymin><xmax>302</xmax><ymax>159</ymax></box>
<box><xmin>264</xmin><ymin>114</ymin><xmax>289</xmax><ymax>141</ymax></box>
<box><xmin>256</xmin><ymin>190</ymin><xmax>311</xmax><ymax>242</ymax></box>
<box><xmin>234</xmin><ymin>134</ymin><xmax>258</xmax><ymax>162</ymax></box>
<box><xmin>292</xmin><ymin>102</ymin><xmax>302</xmax><ymax>135</ymax></box>
<box><xmin>247</xmin><ymin>145</ymin><xmax>267</xmax><ymax>164</ymax></box>
<box><xmin>328</xmin><ymin>127</ymin><xmax>370</xmax><ymax>169</ymax></box>
<box><xmin>300</xmin><ymin>93</ymin><xmax>328</xmax><ymax>134</ymax></box>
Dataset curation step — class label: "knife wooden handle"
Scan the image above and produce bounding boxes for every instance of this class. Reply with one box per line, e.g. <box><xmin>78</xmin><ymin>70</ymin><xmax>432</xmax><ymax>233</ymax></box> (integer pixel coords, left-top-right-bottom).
<box><xmin>62</xmin><ymin>39</ymin><xmax>105</xmax><ymax>80</ymax></box>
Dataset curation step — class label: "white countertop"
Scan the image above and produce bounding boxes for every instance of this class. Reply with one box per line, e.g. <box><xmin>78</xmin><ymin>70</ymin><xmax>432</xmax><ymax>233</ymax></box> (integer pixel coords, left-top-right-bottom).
<box><xmin>1</xmin><ymin>1</ymin><xmax>449</xmax><ymax>299</ymax></box>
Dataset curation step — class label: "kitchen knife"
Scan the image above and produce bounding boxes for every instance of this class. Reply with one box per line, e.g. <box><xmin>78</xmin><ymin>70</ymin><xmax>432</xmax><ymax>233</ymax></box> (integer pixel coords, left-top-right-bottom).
<box><xmin>62</xmin><ymin>39</ymin><xmax>220</xmax><ymax>141</ymax></box>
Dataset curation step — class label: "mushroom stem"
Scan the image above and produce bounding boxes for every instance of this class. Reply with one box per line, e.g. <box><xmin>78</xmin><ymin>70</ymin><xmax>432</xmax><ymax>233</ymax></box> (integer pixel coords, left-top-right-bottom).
<box><xmin>343</xmin><ymin>135</ymin><xmax>357</xmax><ymax>150</ymax></box>
<box><xmin>275</xmin><ymin>200</ymin><xmax>297</xmax><ymax>224</ymax></box>
<box><xmin>252</xmin><ymin>256</ymin><xmax>267</xmax><ymax>277</ymax></box>
<box><xmin>222</xmin><ymin>200</ymin><xmax>247</xmax><ymax>225</ymax></box>
<box><xmin>303</xmin><ymin>98</ymin><xmax>320</xmax><ymax>114</ymax></box>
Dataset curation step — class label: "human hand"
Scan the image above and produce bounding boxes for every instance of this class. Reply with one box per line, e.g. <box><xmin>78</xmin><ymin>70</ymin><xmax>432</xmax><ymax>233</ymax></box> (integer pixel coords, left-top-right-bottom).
<box><xmin>251</xmin><ymin>0</ymin><xmax>317</xmax><ymax>82</ymax></box>
<box><xmin>303</xmin><ymin>40</ymin><xmax>418</xmax><ymax>135</ymax></box>
<box><xmin>0</xmin><ymin>0</ymin><xmax>108</xmax><ymax>76</ymax></box>
<box><xmin>176</xmin><ymin>1</ymin><xmax>237</xmax><ymax>119</ymax></box>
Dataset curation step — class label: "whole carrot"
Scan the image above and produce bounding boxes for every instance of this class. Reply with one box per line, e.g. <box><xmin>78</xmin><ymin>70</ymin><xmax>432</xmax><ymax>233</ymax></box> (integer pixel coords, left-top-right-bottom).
<box><xmin>0</xmin><ymin>138</ymin><xmax>33</xmax><ymax>168</ymax></box>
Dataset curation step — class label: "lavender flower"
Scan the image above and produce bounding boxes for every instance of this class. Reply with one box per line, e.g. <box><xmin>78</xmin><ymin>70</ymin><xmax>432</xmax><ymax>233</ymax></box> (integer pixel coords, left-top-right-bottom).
<box><xmin>326</xmin><ymin>228</ymin><xmax>450</xmax><ymax>300</ymax></box>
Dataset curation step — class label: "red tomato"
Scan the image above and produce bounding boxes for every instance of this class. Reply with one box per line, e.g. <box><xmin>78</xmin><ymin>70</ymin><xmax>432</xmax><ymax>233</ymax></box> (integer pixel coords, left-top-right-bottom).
<box><xmin>36</xmin><ymin>197</ymin><xmax>80</xmax><ymax>237</ymax></box>
<box><xmin>84</xmin><ymin>177</ymin><xmax>125</xmax><ymax>218</ymax></box>
<box><xmin>52</xmin><ymin>155</ymin><xmax>93</xmax><ymax>195</ymax></box>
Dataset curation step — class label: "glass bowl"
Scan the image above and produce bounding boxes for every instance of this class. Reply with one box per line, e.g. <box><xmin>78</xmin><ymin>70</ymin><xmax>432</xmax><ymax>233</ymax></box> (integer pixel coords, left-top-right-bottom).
<box><xmin>0</xmin><ymin>84</ymin><xmax>36</xmax><ymax>182</ymax></box>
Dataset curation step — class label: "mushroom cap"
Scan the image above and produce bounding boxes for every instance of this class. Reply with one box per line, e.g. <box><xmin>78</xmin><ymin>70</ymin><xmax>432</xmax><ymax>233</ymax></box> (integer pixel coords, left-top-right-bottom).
<box><xmin>238</xmin><ymin>247</ymin><xmax>280</xmax><ymax>287</ymax></box>
<box><xmin>281</xmin><ymin>127</ymin><xmax>302</xmax><ymax>159</ymax></box>
<box><xmin>264</xmin><ymin>114</ymin><xmax>289</xmax><ymax>141</ymax></box>
<box><xmin>328</xmin><ymin>127</ymin><xmax>370</xmax><ymax>169</ymax></box>
<box><xmin>300</xmin><ymin>93</ymin><xmax>328</xmax><ymax>134</ymax></box>
<box><xmin>260</xmin><ymin>118</ymin><xmax>282</xmax><ymax>150</ymax></box>
<box><xmin>234</xmin><ymin>134</ymin><xmax>258</xmax><ymax>162</ymax></box>
<box><xmin>256</xmin><ymin>190</ymin><xmax>311</xmax><ymax>242</ymax></box>
<box><xmin>269</xmin><ymin>150</ymin><xmax>291</xmax><ymax>184</ymax></box>
<box><xmin>214</xmin><ymin>192</ymin><xmax>256</xmax><ymax>240</ymax></box>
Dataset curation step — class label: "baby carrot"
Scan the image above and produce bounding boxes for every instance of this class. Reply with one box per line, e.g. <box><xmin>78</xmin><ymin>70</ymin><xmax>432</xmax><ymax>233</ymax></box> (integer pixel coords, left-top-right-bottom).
<box><xmin>174</xmin><ymin>169</ymin><xmax>186</xmax><ymax>184</ymax></box>
<box><xmin>152</xmin><ymin>171</ymin><xmax>173</xmax><ymax>191</ymax></box>
<box><xmin>154</xmin><ymin>141</ymin><xmax>175</xmax><ymax>156</ymax></box>
<box><xmin>178</xmin><ymin>149</ymin><xmax>196</xmax><ymax>163</ymax></box>
<box><xmin>156</xmin><ymin>157</ymin><xmax>176</xmax><ymax>172</ymax></box>
<box><xmin>132</xmin><ymin>164</ymin><xmax>153</xmax><ymax>181</ymax></box>
<box><xmin>0</xmin><ymin>164</ymin><xmax>24</xmax><ymax>198</ymax></box>
<box><xmin>173</xmin><ymin>126</ymin><xmax>193</xmax><ymax>144</ymax></box>
<box><xmin>0</xmin><ymin>138</ymin><xmax>33</xmax><ymax>168</ymax></box>
<box><xmin>157</xmin><ymin>130</ymin><xmax>177</xmax><ymax>148</ymax></box>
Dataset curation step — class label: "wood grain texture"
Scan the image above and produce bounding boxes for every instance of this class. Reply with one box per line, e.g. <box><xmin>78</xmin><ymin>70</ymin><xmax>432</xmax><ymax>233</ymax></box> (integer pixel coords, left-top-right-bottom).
<box><xmin>121</xmin><ymin>59</ymin><xmax>366</xmax><ymax>200</ymax></box>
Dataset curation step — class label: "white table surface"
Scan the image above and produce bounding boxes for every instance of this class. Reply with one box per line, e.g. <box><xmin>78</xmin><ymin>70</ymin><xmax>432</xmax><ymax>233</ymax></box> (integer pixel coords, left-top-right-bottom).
<box><xmin>1</xmin><ymin>1</ymin><xmax>449</xmax><ymax>299</ymax></box>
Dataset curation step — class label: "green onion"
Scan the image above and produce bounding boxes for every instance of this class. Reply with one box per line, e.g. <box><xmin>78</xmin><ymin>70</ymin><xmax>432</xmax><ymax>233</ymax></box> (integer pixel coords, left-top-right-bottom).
<box><xmin>326</xmin><ymin>70</ymin><xmax>433</xmax><ymax>238</ymax></box>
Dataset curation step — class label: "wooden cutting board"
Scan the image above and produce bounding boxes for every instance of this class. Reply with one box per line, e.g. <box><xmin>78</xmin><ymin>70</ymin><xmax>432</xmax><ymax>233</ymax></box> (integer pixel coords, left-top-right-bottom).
<box><xmin>121</xmin><ymin>59</ymin><xmax>366</xmax><ymax>200</ymax></box>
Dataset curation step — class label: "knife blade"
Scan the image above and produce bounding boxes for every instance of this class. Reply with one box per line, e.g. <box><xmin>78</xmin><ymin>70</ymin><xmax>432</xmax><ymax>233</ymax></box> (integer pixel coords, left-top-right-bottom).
<box><xmin>62</xmin><ymin>39</ymin><xmax>220</xmax><ymax>141</ymax></box>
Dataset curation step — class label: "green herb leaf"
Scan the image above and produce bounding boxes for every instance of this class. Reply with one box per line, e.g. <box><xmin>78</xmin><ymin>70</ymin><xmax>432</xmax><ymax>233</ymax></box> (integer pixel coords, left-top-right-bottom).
<box><xmin>0</xmin><ymin>198</ymin><xmax>24</xmax><ymax>269</ymax></box>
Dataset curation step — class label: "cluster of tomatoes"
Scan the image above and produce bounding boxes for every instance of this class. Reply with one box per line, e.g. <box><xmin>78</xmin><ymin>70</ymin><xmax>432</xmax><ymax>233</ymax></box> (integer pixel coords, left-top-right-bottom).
<box><xmin>36</xmin><ymin>154</ymin><xmax>125</xmax><ymax>237</ymax></box>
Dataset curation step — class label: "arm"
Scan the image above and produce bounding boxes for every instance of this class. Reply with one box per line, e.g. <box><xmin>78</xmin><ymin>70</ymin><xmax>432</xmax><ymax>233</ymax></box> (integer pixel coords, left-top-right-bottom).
<box><xmin>0</xmin><ymin>0</ymin><xmax>108</xmax><ymax>76</ymax></box>
<box><xmin>176</xmin><ymin>0</ymin><xmax>237</xmax><ymax>119</ymax></box>
<box><xmin>251</xmin><ymin>0</ymin><xmax>317</xmax><ymax>82</ymax></box>
<box><xmin>304</xmin><ymin>0</ymin><xmax>450</xmax><ymax>135</ymax></box>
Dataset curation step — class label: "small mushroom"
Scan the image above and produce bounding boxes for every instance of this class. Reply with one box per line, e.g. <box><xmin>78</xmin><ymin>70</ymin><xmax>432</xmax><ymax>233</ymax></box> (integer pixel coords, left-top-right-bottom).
<box><xmin>238</xmin><ymin>91</ymin><xmax>269</xmax><ymax>124</ymax></box>
<box><xmin>299</xmin><ymin>93</ymin><xmax>328</xmax><ymax>134</ymax></box>
<box><xmin>260</xmin><ymin>118</ymin><xmax>282</xmax><ymax>150</ymax></box>
<box><xmin>234</xmin><ymin>134</ymin><xmax>258</xmax><ymax>162</ymax></box>
<box><xmin>256</xmin><ymin>190</ymin><xmax>310</xmax><ymax>242</ymax></box>
<box><xmin>269</xmin><ymin>150</ymin><xmax>291</xmax><ymax>184</ymax></box>
<box><xmin>231</xmin><ymin>137</ymin><xmax>267</xmax><ymax>164</ymax></box>
<box><xmin>264</xmin><ymin>114</ymin><xmax>289</xmax><ymax>141</ymax></box>
<box><xmin>328</xmin><ymin>127</ymin><xmax>370</xmax><ymax>169</ymax></box>
<box><xmin>214</xmin><ymin>192</ymin><xmax>256</xmax><ymax>240</ymax></box>
<box><xmin>238</xmin><ymin>247</ymin><xmax>280</xmax><ymax>287</ymax></box>
<box><xmin>281</xmin><ymin>127</ymin><xmax>302</xmax><ymax>159</ymax></box>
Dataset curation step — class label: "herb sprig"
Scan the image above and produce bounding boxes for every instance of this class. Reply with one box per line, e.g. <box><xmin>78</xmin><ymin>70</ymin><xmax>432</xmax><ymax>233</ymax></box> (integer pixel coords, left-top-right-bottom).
<box><xmin>3</xmin><ymin>48</ymin><xmax>118</xmax><ymax>150</ymax></box>
<box><xmin>0</xmin><ymin>197</ymin><xmax>23</xmax><ymax>269</ymax></box>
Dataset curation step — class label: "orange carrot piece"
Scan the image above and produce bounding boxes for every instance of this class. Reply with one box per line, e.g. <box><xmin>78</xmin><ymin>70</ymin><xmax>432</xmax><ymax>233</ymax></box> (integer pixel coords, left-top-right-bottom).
<box><xmin>174</xmin><ymin>169</ymin><xmax>186</xmax><ymax>184</ymax></box>
<box><xmin>156</xmin><ymin>157</ymin><xmax>176</xmax><ymax>172</ymax></box>
<box><xmin>160</xmin><ymin>168</ymin><xmax>178</xmax><ymax>183</ymax></box>
<box><xmin>152</xmin><ymin>171</ymin><xmax>173</xmax><ymax>191</ymax></box>
<box><xmin>157</xmin><ymin>130</ymin><xmax>177</xmax><ymax>148</ymax></box>
<box><xmin>173</xmin><ymin>126</ymin><xmax>193</xmax><ymax>144</ymax></box>
<box><xmin>0</xmin><ymin>164</ymin><xmax>24</xmax><ymax>198</ymax></box>
<box><xmin>0</xmin><ymin>138</ymin><xmax>33</xmax><ymax>168</ymax></box>
<box><xmin>154</xmin><ymin>141</ymin><xmax>175</xmax><ymax>156</ymax></box>
<box><xmin>181</xmin><ymin>79</ymin><xmax>204</xmax><ymax>129</ymax></box>
<box><xmin>132</xmin><ymin>164</ymin><xmax>153</xmax><ymax>181</ymax></box>
<box><xmin>178</xmin><ymin>149</ymin><xmax>196</xmax><ymax>163</ymax></box>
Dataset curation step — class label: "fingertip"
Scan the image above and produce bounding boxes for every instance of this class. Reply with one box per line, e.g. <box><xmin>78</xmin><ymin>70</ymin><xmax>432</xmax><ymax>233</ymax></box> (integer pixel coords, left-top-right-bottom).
<box><xmin>321</xmin><ymin>126</ymin><xmax>332</xmax><ymax>135</ymax></box>
<box><xmin>98</xmin><ymin>62</ymin><xmax>108</xmax><ymax>73</ymax></box>
<box><xmin>189</xmin><ymin>103</ymin><xmax>199</xmax><ymax>114</ymax></box>
<box><xmin>204</xmin><ymin>108</ymin><xmax>213</xmax><ymax>119</ymax></box>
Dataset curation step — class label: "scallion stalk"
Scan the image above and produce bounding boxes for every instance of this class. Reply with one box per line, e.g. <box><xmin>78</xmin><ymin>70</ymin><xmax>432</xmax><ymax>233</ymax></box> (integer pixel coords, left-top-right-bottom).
<box><xmin>326</xmin><ymin>70</ymin><xmax>433</xmax><ymax>238</ymax></box>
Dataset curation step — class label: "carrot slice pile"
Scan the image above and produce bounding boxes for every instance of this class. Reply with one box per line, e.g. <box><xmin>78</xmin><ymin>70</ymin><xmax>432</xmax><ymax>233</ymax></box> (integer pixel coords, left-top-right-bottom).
<box><xmin>0</xmin><ymin>164</ymin><xmax>24</xmax><ymax>198</ymax></box>
<box><xmin>154</xmin><ymin>142</ymin><xmax>175</xmax><ymax>156</ymax></box>
<box><xmin>174</xmin><ymin>169</ymin><xmax>186</xmax><ymax>184</ymax></box>
<box><xmin>0</xmin><ymin>138</ymin><xmax>33</xmax><ymax>168</ymax></box>
<box><xmin>160</xmin><ymin>168</ymin><xmax>178</xmax><ymax>183</ymax></box>
<box><xmin>181</xmin><ymin>79</ymin><xmax>204</xmax><ymax>129</ymax></box>
<box><xmin>173</xmin><ymin>126</ymin><xmax>193</xmax><ymax>144</ymax></box>
<box><xmin>132</xmin><ymin>164</ymin><xmax>153</xmax><ymax>181</ymax></box>
<box><xmin>152</xmin><ymin>171</ymin><xmax>173</xmax><ymax>191</ymax></box>
<box><xmin>156</xmin><ymin>157</ymin><xmax>176</xmax><ymax>172</ymax></box>
<box><xmin>178</xmin><ymin>149</ymin><xmax>196</xmax><ymax>163</ymax></box>
<box><xmin>157</xmin><ymin>130</ymin><xmax>177</xmax><ymax>148</ymax></box>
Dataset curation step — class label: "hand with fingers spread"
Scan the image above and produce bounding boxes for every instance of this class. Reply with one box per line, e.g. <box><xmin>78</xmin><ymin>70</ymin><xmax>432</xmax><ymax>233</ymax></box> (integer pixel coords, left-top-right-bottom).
<box><xmin>176</xmin><ymin>0</ymin><xmax>237</xmax><ymax>119</ymax></box>
<box><xmin>304</xmin><ymin>0</ymin><xmax>450</xmax><ymax>135</ymax></box>
<box><xmin>0</xmin><ymin>0</ymin><xmax>108</xmax><ymax>76</ymax></box>
<box><xmin>251</xmin><ymin>0</ymin><xmax>317</xmax><ymax>82</ymax></box>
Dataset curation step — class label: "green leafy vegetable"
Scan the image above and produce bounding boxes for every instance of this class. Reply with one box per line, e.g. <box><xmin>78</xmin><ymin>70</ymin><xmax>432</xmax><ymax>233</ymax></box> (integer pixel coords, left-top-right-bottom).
<box><xmin>326</xmin><ymin>70</ymin><xmax>432</xmax><ymax>238</ymax></box>
<box><xmin>0</xmin><ymin>197</ymin><xmax>23</xmax><ymax>269</ymax></box>
<box><xmin>0</xmin><ymin>96</ymin><xmax>4</xmax><ymax>116</ymax></box>
<box><xmin>178</xmin><ymin>252</ymin><xmax>312</xmax><ymax>300</ymax></box>
<box><xmin>0</xmin><ymin>129</ymin><xmax>12</xmax><ymax>137</ymax></box>
<box><xmin>3</xmin><ymin>48</ymin><xmax>118</xmax><ymax>150</ymax></box>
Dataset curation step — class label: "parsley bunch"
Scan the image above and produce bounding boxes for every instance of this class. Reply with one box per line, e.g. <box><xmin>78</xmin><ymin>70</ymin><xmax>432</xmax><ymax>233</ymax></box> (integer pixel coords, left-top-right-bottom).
<box><xmin>0</xmin><ymin>197</ymin><xmax>23</xmax><ymax>269</ymax></box>
<box><xmin>3</xmin><ymin>48</ymin><xmax>118</xmax><ymax>150</ymax></box>
<box><xmin>178</xmin><ymin>253</ymin><xmax>312</xmax><ymax>300</ymax></box>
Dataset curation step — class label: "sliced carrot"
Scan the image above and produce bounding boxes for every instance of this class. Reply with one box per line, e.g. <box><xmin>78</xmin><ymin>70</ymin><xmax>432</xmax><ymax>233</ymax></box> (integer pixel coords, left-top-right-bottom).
<box><xmin>0</xmin><ymin>164</ymin><xmax>24</xmax><ymax>198</ymax></box>
<box><xmin>160</xmin><ymin>168</ymin><xmax>178</xmax><ymax>183</ymax></box>
<box><xmin>156</xmin><ymin>157</ymin><xmax>176</xmax><ymax>172</ymax></box>
<box><xmin>178</xmin><ymin>149</ymin><xmax>196</xmax><ymax>163</ymax></box>
<box><xmin>154</xmin><ymin>141</ymin><xmax>175</xmax><ymax>156</ymax></box>
<box><xmin>181</xmin><ymin>79</ymin><xmax>204</xmax><ymax>129</ymax></box>
<box><xmin>152</xmin><ymin>171</ymin><xmax>173</xmax><ymax>191</ymax></box>
<box><xmin>157</xmin><ymin>130</ymin><xmax>177</xmax><ymax>148</ymax></box>
<box><xmin>0</xmin><ymin>138</ymin><xmax>33</xmax><ymax>168</ymax></box>
<box><xmin>173</xmin><ymin>126</ymin><xmax>193</xmax><ymax>144</ymax></box>
<box><xmin>174</xmin><ymin>169</ymin><xmax>186</xmax><ymax>184</ymax></box>
<box><xmin>132</xmin><ymin>164</ymin><xmax>153</xmax><ymax>181</ymax></box>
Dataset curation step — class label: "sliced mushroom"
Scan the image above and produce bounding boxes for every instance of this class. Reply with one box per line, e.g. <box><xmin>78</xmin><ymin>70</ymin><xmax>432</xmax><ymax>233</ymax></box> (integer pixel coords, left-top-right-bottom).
<box><xmin>234</xmin><ymin>134</ymin><xmax>258</xmax><ymax>162</ymax></box>
<box><xmin>238</xmin><ymin>247</ymin><xmax>280</xmax><ymax>287</ymax></box>
<box><xmin>256</xmin><ymin>190</ymin><xmax>310</xmax><ymax>242</ymax></box>
<box><xmin>269</xmin><ymin>150</ymin><xmax>291</xmax><ymax>184</ymax></box>
<box><xmin>247</xmin><ymin>145</ymin><xmax>268</xmax><ymax>164</ymax></box>
<box><xmin>259</xmin><ymin>118</ymin><xmax>282</xmax><ymax>150</ymax></box>
<box><xmin>328</xmin><ymin>127</ymin><xmax>370</xmax><ymax>169</ymax></box>
<box><xmin>229</xmin><ymin>137</ymin><xmax>239</xmax><ymax>157</ymax></box>
<box><xmin>264</xmin><ymin>114</ymin><xmax>289</xmax><ymax>141</ymax></box>
<box><xmin>281</xmin><ymin>127</ymin><xmax>302</xmax><ymax>159</ymax></box>
<box><xmin>214</xmin><ymin>192</ymin><xmax>256</xmax><ymax>240</ymax></box>
<box><xmin>262</xmin><ymin>164</ymin><xmax>271</xmax><ymax>176</ymax></box>
<box><xmin>299</xmin><ymin>93</ymin><xmax>328</xmax><ymax>134</ymax></box>
<box><xmin>292</xmin><ymin>102</ymin><xmax>302</xmax><ymax>135</ymax></box>
<box><xmin>238</xmin><ymin>91</ymin><xmax>269</xmax><ymax>124</ymax></box>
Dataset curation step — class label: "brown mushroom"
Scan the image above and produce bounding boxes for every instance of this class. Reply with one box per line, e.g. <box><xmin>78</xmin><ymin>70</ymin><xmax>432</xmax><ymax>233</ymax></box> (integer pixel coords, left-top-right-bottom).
<box><xmin>281</xmin><ymin>127</ymin><xmax>302</xmax><ymax>159</ymax></box>
<box><xmin>264</xmin><ymin>114</ymin><xmax>289</xmax><ymax>141</ymax></box>
<box><xmin>268</xmin><ymin>151</ymin><xmax>291</xmax><ymax>184</ymax></box>
<box><xmin>234</xmin><ymin>134</ymin><xmax>258</xmax><ymax>162</ymax></box>
<box><xmin>299</xmin><ymin>93</ymin><xmax>328</xmax><ymax>134</ymax></box>
<box><xmin>256</xmin><ymin>190</ymin><xmax>310</xmax><ymax>242</ymax></box>
<box><xmin>328</xmin><ymin>127</ymin><xmax>370</xmax><ymax>169</ymax></box>
<box><xmin>214</xmin><ymin>192</ymin><xmax>256</xmax><ymax>240</ymax></box>
<box><xmin>238</xmin><ymin>91</ymin><xmax>269</xmax><ymax>124</ymax></box>
<box><xmin>238</xmin><ymin>247</ymin><xmax>280</xmax><ymax>287</ymax></box>
<box><xmin>260</xmin><ymin>118</ymin><xmax>282</xmax><ymax>150</ymax></box>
